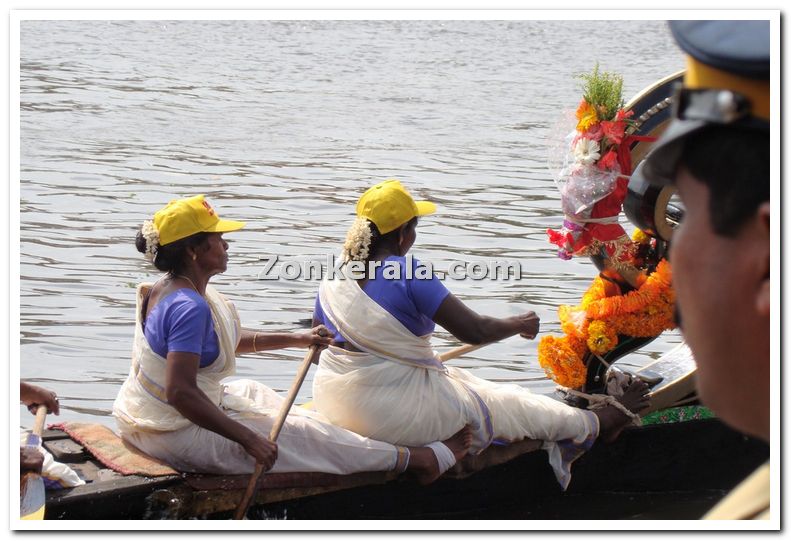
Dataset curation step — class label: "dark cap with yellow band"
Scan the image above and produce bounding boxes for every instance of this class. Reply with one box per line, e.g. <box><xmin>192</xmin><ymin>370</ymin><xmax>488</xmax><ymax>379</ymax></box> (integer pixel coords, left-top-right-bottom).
<box><xmin>640</xmin><ymin>20</ymin><xmax>770</xmax><ymax>186</ymax></box>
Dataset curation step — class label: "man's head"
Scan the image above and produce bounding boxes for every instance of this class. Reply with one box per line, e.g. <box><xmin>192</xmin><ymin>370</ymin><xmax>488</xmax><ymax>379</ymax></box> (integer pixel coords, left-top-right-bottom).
<box><xmin>641</xmin><ymin>21</ymin><xmax>771</xmax><ymax>441</ymax></box>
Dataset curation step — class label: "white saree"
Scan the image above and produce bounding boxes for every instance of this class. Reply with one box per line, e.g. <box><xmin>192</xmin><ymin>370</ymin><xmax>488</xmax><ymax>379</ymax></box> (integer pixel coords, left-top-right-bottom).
<box><xmin>313</xmin><ymin>275</ymin><xmax>599</xmax><ymax>488</ymax></box>
<box><xmin>112</xmin><ymin>282</ymin><xmax>408</xmax><ymax>476</ymax></box>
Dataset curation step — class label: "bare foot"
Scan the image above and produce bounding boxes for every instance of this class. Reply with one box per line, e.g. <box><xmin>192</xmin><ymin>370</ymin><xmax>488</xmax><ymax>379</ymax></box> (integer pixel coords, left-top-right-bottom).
<box><xmin>408</xmin><ymin>425</ymin><xmax>473</xmax><ymax>485</ymax></box>
<box><xmin>595</xmin><ymin>379</ymin><xmax>650</xmax><ymax>443</ymax></box>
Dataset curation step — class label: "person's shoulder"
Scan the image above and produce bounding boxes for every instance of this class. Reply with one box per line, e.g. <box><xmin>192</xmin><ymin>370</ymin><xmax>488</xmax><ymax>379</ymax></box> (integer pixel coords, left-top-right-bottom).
<box><xmin>166</xmin><ymin>289</ymin><xmax>211</xmax><ymax>317</ymax></box>
<box><xmin>383</xmin><ymin>254</ymin><xmax>408</xmax><ymax>264</ymax></box>
<box><xmin>378</xmin><ymin>255</ymin><xmax>408</xmax><ymax>274</ymax></box>
<box><xmin>386</xmin><ymin>254</ymin><xmax>428</xmax><ymax>269</ymax></box>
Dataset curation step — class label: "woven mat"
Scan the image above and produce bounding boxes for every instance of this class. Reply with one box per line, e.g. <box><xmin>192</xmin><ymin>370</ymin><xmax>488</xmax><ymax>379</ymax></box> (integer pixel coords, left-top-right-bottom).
<box><xmin>49</xmin><ymin>422</ymin><xmax>178</xmax><ymax>477</ymax></box>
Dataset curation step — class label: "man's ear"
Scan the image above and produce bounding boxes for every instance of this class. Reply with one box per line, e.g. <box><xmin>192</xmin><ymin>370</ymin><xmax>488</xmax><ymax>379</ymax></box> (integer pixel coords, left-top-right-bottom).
<box><xmin>755</xmin><ymin>201</ymin><xmax>770</xmax><ymax>317</ymax></box>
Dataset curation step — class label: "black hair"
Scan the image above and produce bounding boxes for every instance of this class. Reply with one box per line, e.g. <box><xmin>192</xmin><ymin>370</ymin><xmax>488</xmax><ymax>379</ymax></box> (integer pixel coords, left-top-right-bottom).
<box><xmin>678</xmin><ymin>126</ymin><xmax>769</xmax><ymax>237</ymax></box>
<box><xmin>135</xmin><ymin>230</ymin><xmax>212</xmax><ymax>275</ymax></box>
<box><xmin>365</xmin><ymin>216</ymin><xmax>417</xmax><ymax>263</ymax></box>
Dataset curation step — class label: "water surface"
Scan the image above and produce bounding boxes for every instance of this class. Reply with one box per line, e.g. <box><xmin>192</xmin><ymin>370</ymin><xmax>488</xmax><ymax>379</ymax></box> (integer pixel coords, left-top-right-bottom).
<box><xmin>20</xmin><ymin>19</ymin><xmax>685</xmax><ymax>427</ymax></box>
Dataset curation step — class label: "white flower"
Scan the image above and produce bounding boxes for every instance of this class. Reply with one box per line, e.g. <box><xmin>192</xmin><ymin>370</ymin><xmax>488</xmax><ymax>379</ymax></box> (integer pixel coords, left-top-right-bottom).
<box><xmin>573</xmin><ymin>137</ymin><xmax>601</xmax><ymax>165</ymax></box>
<box><xmin>141</xmin><ymin>220</ymin><xmax>160</xmax><ymax>262</ymax></box>
<box><xmin>342</xmin><ymin>217</ymin><xmax>373</xmax><ymax>263</ymax></box>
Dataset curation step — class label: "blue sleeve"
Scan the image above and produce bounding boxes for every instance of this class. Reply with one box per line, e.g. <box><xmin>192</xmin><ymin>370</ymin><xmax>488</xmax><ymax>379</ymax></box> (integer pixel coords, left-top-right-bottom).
<box><xmin>313</xmin><ymin>292</ymin><xmax>344</xmax><ymax>342</ymax></box>
<box><xmin>408</xmin><ymin>257</ymin><xmax>450</xmax><ymax>319</ymax></box>
<box><xmin>313</xmin><ymin>294</ymin><xmax>323</xmax><ymax>323</ymax></box>
<box><xmin>165</xmin><ymin>296</ymin><xmax>212</xmax><ymax>355</ymax></box>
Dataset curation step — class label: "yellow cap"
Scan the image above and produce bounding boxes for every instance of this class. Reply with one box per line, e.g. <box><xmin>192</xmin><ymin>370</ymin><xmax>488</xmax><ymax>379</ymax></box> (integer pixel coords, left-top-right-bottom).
<box><xmin>685</xmin><ymin>56</ymin><xmax>770</xmax><ymax>120</ymax></box>
<box><xmin>355</xmin><ymin>179</ymin><xmax>436</xmax><ymax>234</ymax></box>
<box><xmin>153</xmin><ymin>195</ymin><xmax>245</xmax><ymax>246</ymax></box>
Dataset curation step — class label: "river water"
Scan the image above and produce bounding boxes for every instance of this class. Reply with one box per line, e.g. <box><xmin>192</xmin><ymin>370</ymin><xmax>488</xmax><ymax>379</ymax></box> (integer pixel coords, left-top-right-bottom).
<box><xmin>19</xmin><ymin>19</ymin><xmax>685</xmax><ymax>432</ymax></box>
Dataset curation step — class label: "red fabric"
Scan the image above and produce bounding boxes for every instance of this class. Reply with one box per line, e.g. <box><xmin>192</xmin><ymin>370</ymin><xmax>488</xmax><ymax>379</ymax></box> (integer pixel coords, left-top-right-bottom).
<box><xmin>49</xmin><ymin>422</ymin><xmax>178</xmax><ymax>477</ymax></box>
<box><xmin>569</xmin><ymin>176</ymin><xmax>630</xmax><ymax>253</ymax></box>
<box><xmin>547</xmin><ymin>128</ymin><xmax>657</xmax><ymax>258</ymax></box>
<box><xmin>617</xmin><ymin>135</ymin><xmax>656</xmax><ymax>177</ymax></box>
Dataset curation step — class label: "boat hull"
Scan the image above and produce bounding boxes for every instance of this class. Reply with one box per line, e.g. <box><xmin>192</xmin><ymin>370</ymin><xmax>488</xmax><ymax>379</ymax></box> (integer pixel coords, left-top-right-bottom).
<box><xmin>44</xmin><ymin>417</ymin><xmax>767</xmax><ymax>520</ymax></box>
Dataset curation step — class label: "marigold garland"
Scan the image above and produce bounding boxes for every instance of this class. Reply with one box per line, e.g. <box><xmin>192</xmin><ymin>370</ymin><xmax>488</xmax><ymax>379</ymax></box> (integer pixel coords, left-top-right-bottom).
<box><xmin>537</xmin><ymin>259</ymin><xmax>676</xmax><ymax>388</ymax></box>
<box><xmin>586</xmin><ymin>320</ymin><xmax>618</xmax><ymax>355</ymax></box>
<box><xmin>631</xmin><ymin>227</ymin><xmax>651</xmax><ymax>244</ymax></box>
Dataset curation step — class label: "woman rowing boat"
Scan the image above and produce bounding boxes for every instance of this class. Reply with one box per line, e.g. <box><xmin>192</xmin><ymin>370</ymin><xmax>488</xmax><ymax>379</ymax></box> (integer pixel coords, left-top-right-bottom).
<box><xmin>113</xmin><ymin>195</ymin><xmax>472</xmax><ymax>482</ymax></box>
<box><xmin>311</xmin><ymin>179</ymin><xmax>650</xmax><ymax>488</ymax></box>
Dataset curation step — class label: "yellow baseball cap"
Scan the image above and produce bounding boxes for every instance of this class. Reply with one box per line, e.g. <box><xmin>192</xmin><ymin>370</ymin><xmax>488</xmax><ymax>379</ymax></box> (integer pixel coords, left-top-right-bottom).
<box><xmin>355</xmin><ymin>179</ymin><xmax>436</xmax><ymax>234</ymax></box>
<box><xmin>153</xmin><ymin>195</ymin><xmax>245</xmax><ymax>246</ymax></box>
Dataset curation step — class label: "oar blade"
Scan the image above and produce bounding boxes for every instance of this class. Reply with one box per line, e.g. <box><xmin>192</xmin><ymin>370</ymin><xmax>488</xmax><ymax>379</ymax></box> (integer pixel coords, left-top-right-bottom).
<box><xmin>20</xmin><ymin>473</ymin><xmax>45</xmax><ymax>520</ymax></box>
<box><xmin>21</xmin><ymin>406</ymin><xmax>49</xmax><ymax>520</ymax></box>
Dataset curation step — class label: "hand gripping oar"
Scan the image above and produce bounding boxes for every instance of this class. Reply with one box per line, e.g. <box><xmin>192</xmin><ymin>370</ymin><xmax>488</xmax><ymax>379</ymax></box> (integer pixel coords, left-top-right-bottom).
<box><xmin>234</xmin><ymin>345</ymin><xmax>320</xmax><ymax>520</ymax></box>
<box><xmin>20</xmin><ymin>405</ymin><xmax>48</xmax><ymax>520</ymax></box>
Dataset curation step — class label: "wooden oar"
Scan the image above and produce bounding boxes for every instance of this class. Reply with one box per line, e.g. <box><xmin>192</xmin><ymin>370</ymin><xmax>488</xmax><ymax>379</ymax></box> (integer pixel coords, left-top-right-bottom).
<box><xmin>233</xmin><ymin>344</ymin><xmax>320</xmax><ymax>520</ymax></box>
<box><xmin>20</xmin><ymin>405</ymin><xmax>48</xmax><ymax>520</ymax></box>
<box><xmin>439</xmin><ymin>342</ymin><xmax>485</xmax><ymax>363</ymax></box>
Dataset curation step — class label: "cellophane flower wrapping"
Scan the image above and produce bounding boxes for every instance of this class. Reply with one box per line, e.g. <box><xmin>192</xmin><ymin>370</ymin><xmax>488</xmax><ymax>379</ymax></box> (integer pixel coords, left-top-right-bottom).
<box><xmin>556</xmin><ymin>133</ymin><xmax>621</xmax><ymax>218</ymax></box>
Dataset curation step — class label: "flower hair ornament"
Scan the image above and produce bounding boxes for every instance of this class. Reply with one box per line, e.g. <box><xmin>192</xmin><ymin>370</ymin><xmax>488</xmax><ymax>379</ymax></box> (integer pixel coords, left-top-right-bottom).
<box><xmin>341</xmin><ymin>217</ymin><xmax>373</xmax><ymax>263</ymax></box>
<box><xmin>141</xmin><ymin>220</ymin><xmax>160</xmax><ymax>262</ymax></box>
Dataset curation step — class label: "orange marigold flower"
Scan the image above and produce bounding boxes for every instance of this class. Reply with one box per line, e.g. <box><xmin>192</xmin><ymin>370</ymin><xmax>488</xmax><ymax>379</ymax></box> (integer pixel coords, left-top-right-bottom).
<box><xmin>559</xmin><ymin>305</ymin><xmax>587</xmax><ymax>338</ymax></box>
<box><xmin>538</xmin><ymin>335</ymin><xmax>586</xmax><ymax>389</ymax></box>
<box><xmin>576</xmin><ymin>100</ymin><xmax>599</xmax><ymax>132</ymax></box>
<box><xmin>586</xmin><ymin>320</ymin><xmax>618</xmax><ymax>355</ymax></box>
<box><xmin>540</xmin><ymin>259</ymin><xmax>675</xmax><ymax>388</ymax></box>
<box><xmin>632</xmin><ymin>228</ymin><xmax>650</xmax><ymax>244</ymax></box>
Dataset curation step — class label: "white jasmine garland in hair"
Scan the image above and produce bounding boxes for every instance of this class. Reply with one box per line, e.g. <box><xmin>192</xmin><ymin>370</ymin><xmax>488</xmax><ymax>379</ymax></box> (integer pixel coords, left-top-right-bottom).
<box><xmin>342</xmin><ymin>217</ymin><xmax>373</xmax><ymax>263</ymax></box>
<box><xmin>141</xmin><ymin>220</ymin><xmax>160</xmax><ymax>262</ymax></box>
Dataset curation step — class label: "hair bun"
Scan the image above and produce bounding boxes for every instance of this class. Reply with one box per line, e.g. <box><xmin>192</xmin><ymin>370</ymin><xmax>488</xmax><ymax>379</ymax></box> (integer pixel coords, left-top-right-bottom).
<box><xmin>342</xmin><ymin>217</ymin><xmax>373</xmax><ymax>263</ymax></box>
<box><xmin>135</xmin><ymin>229</ymin><xmax>148</xmax><ymax>254</ymax></box>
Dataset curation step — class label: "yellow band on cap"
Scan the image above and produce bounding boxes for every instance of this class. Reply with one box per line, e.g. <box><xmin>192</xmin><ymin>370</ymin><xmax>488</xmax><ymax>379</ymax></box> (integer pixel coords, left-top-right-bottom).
<box><xmin>685</xmin><ymin>56</ymin><xmax>770</xmax><ymax>121</ymax></box>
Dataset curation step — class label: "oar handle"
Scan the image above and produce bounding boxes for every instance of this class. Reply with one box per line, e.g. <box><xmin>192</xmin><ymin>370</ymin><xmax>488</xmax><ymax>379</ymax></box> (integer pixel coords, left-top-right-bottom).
<box><xmin>439</xmin><ymin>343</ymin><xmax>485</xmax><ymax>363</ymax></box>
<box><xmin>269</xmin><ymin>345</ymin><xmax>319</xmax><ymax>441</ymax></box>
<box><xmin>234</xmin><ymin>345</ymin><xmax>320</xmax><ymax>520</ymax></box>
<box><xmin>32</xmin><ymin>405</ymin><xmax>47</xmax><ymax>437</ymax></box>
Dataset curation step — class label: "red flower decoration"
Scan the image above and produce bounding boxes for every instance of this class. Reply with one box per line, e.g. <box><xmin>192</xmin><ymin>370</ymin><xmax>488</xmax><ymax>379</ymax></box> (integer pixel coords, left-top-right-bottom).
<box><xmin>615</xmin><ymin>109</ymin><xmax>634</xmax><ymax>122</ymax></box>
<box><xmin>583</xmin><ymin>123</ymin><xmax>604</xmax><ymax>142</ymax></box>
<box><xmin>600</xmin><ymin>120</ymin><xmax>626</xmax><ymax>145</ymax></box>
<box><xmin>597</xmin><ymin>149</ymin><xmax>619</xmax><ymax>171</ymax></box>
<box><xmin>547</xmin><ymin>228</ymin><xmax>573</xmax><ymax>249</ymax></box>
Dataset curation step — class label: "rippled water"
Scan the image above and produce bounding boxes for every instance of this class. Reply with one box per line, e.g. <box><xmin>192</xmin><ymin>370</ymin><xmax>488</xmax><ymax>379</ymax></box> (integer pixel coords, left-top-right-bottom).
<box><xmin>19</xmin><ymin>19</ymin><xmax>685</xmax><ymax>427</ymax></box>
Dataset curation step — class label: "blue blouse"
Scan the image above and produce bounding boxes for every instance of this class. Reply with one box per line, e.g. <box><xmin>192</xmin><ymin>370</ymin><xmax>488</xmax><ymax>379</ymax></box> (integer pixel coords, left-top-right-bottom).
<box><xmin>143</xmin><ymin>288</ymin><xmax>220</xmax><ymax>368</ymax></box>
<box><xmin>314</xmin><ymin>255</ymin><xmax>450</xmax><ymax>341</ymax></box>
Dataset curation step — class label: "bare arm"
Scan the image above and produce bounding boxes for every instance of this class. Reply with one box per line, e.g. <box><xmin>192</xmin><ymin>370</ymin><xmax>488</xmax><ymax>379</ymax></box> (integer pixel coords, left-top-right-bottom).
<box><xmin>164</xmin><ymin>351</ymin><xmax>277</xmax><ymax>469</ymax></box>
<box><xmin>20</xmin><ymin>381</ymin><xmax>59</xmax><ymax>415</ymax></box>
<box><xmin>432</xmin><ymin>293</ymin><xmax>540</xmax><ymax>345</ymax></box>
<box><xmin>236</xmin><ymin>326</ymin><xmax>332</xmax><ymax>355</ymax></box>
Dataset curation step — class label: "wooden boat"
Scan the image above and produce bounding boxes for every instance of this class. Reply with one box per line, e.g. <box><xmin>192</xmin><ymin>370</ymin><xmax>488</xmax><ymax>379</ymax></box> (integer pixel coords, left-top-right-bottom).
<box><xmin>40</xmin><ymin>342</ymin><xmax>767</xmax><ymax>521</ymax></box>
<box><xmin>41</xmin><ymin>412</ymin><xmax>768</xmax><ymax>520</ymax></box>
